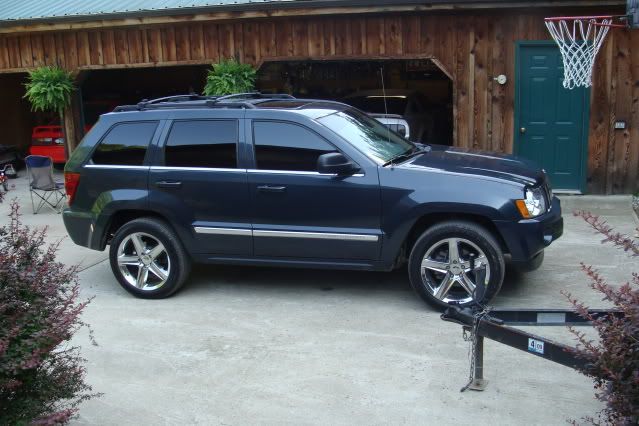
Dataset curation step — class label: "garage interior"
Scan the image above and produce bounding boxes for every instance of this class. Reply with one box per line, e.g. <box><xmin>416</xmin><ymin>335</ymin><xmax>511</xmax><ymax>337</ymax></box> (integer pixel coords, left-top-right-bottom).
<box><xmin>256</xmin><ymin>59</ymin><xmax>453</xmax><ymax>145</ymax></box>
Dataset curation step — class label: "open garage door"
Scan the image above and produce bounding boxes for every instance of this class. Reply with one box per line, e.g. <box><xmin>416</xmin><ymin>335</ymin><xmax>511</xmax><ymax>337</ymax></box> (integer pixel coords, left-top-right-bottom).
<box><xmin>79</xmin><ymin>65</ymin><xmax>210</xmax><ymax>132</ymax></box>
<box><xmin>257</xmin><ymin>59</ymin><xmax>453</xmax><ymax>146</ymax></box>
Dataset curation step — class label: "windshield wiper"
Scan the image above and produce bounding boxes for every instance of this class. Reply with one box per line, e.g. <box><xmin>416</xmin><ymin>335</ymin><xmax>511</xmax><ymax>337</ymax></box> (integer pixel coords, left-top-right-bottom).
<box><xmin>382</xmin><ymin>145</ymin><xmax>429</xmax><ymax>167</ymax></box>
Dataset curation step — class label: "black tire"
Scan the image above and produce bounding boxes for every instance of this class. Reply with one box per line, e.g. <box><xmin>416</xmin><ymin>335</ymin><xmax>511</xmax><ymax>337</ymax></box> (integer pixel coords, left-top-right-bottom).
<box><xmin>408</xmin><ymin>221</ymin><xmax>505</xmax><ymax>310</ymax></box>
<box><xmin>109</xmin><ymin>218</ymin><xmax>191</xmax><ymax>299</ymax></box>
<box><xmin>515</xmin><ymin>250</ymin><xmax>544</xmax><ymax>273</ymax></box>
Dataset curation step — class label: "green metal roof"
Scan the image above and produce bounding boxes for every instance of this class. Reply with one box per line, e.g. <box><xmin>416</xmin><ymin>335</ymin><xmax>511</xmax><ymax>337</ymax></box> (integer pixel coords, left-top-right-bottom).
<box><xmin>0</xmin><ymin>0</ymin><xmax>616</xmax><ymax>26</ymax></box>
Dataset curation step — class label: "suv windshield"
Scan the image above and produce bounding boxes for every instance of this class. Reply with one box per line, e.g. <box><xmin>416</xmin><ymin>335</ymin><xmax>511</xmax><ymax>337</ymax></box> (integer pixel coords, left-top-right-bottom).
<box><xmin>318</xmin><ymin>109</ymin><xmax>415</xmax><ymax>164</ymax></box>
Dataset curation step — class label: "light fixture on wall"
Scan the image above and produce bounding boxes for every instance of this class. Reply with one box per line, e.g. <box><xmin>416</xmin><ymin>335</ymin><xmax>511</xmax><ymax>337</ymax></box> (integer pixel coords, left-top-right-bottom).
<box><xmin>493</xmin><ymin>75</ymin><xmax>507</xmax><ymax>85</ymax></box>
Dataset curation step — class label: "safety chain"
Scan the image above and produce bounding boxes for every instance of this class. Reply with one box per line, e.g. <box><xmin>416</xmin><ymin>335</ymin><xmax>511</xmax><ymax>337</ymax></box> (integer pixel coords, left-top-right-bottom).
<box><xmin>460</xmin><ymin>303</ymin><xmax>491</xmax><ymax>392</ymax></box>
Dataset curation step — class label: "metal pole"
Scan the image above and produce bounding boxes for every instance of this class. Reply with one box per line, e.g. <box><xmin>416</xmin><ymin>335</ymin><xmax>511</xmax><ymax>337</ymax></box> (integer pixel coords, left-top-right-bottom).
<box><xmin>469</xmin><ymin>335</ymin><xmax>488</xmax><ymax>391</ymax></box>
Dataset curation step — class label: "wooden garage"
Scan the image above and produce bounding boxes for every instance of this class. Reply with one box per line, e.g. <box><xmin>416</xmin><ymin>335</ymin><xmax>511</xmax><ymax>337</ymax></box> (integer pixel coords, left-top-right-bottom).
<box><xmin>0</xmin><ymin>0</ymin><xmax>636</xmax><ymax>194</ymax></box>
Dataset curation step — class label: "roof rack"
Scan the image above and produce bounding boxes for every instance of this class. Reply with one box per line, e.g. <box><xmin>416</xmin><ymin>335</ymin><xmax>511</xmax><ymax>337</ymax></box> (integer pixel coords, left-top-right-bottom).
<box><xmin>113</xmin><ymin>92</ymin><xmax>296</xmax><ymax>112</ymax></box>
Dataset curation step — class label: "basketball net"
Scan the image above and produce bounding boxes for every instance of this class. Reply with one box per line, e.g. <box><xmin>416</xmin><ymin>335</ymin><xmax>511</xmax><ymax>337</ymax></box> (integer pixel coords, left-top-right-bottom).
<box><xmin>544</xmin><ymin>17</ymin><xmax>613</xmax><ymax>89</ymax></box>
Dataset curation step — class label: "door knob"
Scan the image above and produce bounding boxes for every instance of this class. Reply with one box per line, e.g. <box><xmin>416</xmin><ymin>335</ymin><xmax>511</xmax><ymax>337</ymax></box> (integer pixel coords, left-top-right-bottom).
<box><xmin>520</xmin><ymin>127</ymin><xmax>527</xmax><ymax>133</ymax></box>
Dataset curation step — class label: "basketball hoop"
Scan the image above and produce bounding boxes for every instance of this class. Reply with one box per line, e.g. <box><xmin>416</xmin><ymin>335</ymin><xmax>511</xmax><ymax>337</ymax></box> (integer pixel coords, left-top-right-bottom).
<box><xmin>544</xmin><ymin>15</ymin><xmax>627</xmax><ymax>89</ymax></box>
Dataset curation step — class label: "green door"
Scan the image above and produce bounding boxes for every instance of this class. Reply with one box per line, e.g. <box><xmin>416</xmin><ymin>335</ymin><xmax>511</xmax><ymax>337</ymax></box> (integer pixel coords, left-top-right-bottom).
<box><xmin>515</xmin><ymin>43</ymin><xmax>589</xmax><ymax>192</ymax></box>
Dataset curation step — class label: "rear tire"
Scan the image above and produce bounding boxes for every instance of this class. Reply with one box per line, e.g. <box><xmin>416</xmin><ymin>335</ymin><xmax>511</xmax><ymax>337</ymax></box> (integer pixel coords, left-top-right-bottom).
<box><xmin>109</xmin><ymin>218</ymin><xmax>191</xmax><ymax>299</ymax></box>
<box><xmin>408</xmin><ymin>221</ymin><xmax>505</xmax><ymax>310</ymax></box>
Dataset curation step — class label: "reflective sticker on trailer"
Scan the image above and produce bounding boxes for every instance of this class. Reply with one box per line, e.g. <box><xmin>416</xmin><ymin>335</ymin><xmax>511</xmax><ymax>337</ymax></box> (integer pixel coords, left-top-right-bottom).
<box><xmin>528</xmin><ymin>338</ymin><xmax>545</xmax><ymax>354</ymax></box>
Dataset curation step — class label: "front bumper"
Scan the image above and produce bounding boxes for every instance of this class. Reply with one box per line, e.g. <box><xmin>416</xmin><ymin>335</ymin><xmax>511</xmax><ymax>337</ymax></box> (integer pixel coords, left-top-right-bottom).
<box><xmin>495</xmin><ymin>196</ymin><xmax>563</xmax><ymax>262</ymax></box>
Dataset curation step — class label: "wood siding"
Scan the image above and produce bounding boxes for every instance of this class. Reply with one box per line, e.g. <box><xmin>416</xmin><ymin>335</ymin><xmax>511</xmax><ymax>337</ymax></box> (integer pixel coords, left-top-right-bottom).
<box><xmin>0</xmin><ymin>9</ymin><xmax>636</xmax><ymax>193</ymax></box>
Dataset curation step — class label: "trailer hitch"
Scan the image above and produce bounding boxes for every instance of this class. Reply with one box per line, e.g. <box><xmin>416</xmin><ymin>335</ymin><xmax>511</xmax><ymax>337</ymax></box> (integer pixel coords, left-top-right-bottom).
<box><xmin>441</xmin><ymin>305</ymin><xmax>623</xmax><ymax>391</ymax></box>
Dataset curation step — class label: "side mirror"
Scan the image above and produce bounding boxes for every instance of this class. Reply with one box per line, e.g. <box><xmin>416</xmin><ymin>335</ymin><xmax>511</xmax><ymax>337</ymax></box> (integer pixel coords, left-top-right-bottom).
<box><xmin>317</xmin><ymin>152</ymin><xmax>360</xmax><ymax>176</ymax></box>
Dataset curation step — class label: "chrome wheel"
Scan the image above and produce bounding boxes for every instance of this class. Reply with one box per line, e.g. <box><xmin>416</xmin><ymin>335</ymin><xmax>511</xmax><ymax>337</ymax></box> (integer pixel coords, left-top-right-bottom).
<box><xmin>116</xmin><ymin>232</ymin><xmax>170</xmax><ymax>291</ymax></box>
<box><xmin>420</xmin><ymin>237</ymin><xmax>490</xmax><ymax>304</ymax></box>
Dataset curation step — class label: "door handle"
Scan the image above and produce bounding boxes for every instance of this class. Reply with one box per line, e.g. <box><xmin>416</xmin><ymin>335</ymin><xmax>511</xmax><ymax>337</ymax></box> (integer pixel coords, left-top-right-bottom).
<box><xmin>155</xmin><ymin>180</ymin><xmax>182</xmax><ymax>189</ymax></box>
<box><xmin>520</xmin><ymin>127</ymin><xmax>527</xmax><ymax>134</ymax></box>
<box><xmin>257</xmin><ymin>185</ymin><xmax>287</xmax><ymax>193</ymax></box>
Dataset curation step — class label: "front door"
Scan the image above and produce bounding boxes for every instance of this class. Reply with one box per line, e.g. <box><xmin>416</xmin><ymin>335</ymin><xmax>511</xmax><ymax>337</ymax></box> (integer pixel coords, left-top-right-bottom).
<box><xmin>515</xmin><ymin>42</ymin><xmax>589</xmax><ymax>192</ymax></box>
<box><xmin>247</xmin><ymin>119</ymin><xmax>382</xmax><ymax>261</ymax></box>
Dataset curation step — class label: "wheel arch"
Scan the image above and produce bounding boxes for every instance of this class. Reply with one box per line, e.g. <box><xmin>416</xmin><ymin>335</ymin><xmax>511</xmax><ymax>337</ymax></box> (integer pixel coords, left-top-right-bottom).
<box><xmin>101</xmin><ymin>209</ymin><xmax>175</xmax><ymax>249</ymax></box>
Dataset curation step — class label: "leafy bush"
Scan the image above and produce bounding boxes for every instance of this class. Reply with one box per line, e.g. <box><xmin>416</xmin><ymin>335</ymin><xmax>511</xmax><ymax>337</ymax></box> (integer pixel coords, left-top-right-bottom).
<box><xmin>203</xmin><ymin>58</ymin><xmax>256</xmax><ymax>96</ymax></box>
<box><xmin>24</xmin><ymin>66</ymin><xmax>74</xmax><ymax>115</ymax></box>
<box><xmin>0</xmin><ymin>201</ymin><xmax>97</xmax><ymax>424</ymax></box>
<box><xmin>564</xmin><ymin>211</ymin><xmax>638</xmax><ymax>425</ymax></box>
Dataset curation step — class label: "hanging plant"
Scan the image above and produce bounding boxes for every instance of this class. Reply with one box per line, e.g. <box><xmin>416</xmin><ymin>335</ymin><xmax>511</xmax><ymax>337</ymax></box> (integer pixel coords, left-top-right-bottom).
<box><xmin>24</xmin><ymin>66</ymin><xmax>75</xmax><ymax>154</ymax></box>
<box><xmin>203</xmin><ymin>58</ymin><xmax>256</xmax><ymax>96</ymax></box>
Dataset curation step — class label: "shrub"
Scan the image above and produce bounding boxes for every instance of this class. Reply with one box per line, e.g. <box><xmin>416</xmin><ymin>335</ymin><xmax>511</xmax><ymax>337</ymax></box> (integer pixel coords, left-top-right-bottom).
<box><xmin>564</xmin><ymin>211</ymin><xmax>638</xmax><ymax>425</ymax></box>
<box><xmin>0</xmin><ymin>201</ymin><xmax>97</xmax><ymax>424</ymax></box>
<box><xmin>203</xmin><ymin>58</ymin><xmax>256</xmax><ymax>96</ymax></box>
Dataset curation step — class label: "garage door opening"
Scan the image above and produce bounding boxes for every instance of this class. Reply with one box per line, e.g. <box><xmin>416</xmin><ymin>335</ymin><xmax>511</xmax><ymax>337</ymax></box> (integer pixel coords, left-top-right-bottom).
<box><xmin>0</xmin><ymin>73</ymin><xmax>39</xmax><ymax>152</ymax></box>
<box><xmin>80</xmin><ymin>64</ymin><xmax>210</xmax><ymax>130</ymax></box>
<box><xmin>256</xmin><ymin>59</ymin><xmax>453</xmax><ymax>145</ymax></box>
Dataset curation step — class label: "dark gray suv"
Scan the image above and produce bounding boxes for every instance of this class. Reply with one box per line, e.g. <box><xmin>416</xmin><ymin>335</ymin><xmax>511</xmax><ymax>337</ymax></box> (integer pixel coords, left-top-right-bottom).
<box><xmin>63</xmin><ymin>94</ymin><xmax>563</xmax><ymax>308</ymax></box>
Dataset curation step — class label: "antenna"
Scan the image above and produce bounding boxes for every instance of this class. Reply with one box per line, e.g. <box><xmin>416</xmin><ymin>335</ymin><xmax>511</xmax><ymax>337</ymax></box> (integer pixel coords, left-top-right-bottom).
<box><xmin>379</xmin><ymin>66</ymin><xmax>393</xmax><ymax>162</ymax></box>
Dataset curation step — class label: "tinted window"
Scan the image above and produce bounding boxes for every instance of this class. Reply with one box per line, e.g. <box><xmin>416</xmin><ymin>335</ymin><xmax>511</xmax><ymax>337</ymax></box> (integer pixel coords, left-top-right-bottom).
<box><xmin>165</xmin><ymin>120</ymin><xmax>238</xmax><ymax>168</ymax></box>
<box><xmin>92</xmin><ymin>121</ymin><xmax>158</xmax><ymax>165</ymax></box>
<box><xmin>253</xmin><ymin>122</ymin><xmax>337</xmax><ymax>171</ymax></box>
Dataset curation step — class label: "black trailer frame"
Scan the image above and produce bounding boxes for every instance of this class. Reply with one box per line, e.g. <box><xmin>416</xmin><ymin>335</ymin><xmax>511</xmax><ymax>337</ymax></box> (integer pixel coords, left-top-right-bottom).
<box><xmin>441</xmin><ymin>306</ymin><xmax>623</xmax><ymax>391</ymax></box>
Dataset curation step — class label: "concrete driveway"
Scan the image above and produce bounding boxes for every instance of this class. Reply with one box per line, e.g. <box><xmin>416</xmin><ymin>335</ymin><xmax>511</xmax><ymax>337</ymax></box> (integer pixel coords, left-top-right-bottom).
<box><xmin>1</xmin><ymin>170</ymin><xmax>637</xmax><ymax>425</ymax></box>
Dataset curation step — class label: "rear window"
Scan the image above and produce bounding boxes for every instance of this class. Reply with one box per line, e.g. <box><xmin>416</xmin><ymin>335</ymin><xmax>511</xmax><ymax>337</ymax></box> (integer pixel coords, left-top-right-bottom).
<box><xmin>92</xmin><ymin>121</ymin><xmax>158</xmax><ymax>166</ymax></box>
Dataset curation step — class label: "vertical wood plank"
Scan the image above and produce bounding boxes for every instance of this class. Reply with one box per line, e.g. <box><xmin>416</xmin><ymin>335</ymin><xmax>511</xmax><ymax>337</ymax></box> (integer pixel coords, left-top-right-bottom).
<box><xmin>323</xmin><ymin>19</ymin><xmax>335</xmax><ymax>56</ymax></box>
<box><xmin>127</xmin><ymin>29</ymin><xmax>143</xmax><ymax>64</ymax></box>
<box><xmin>587</xmin><ymin>36</ymin><xmax>613</xmax><ymax>194</ymax></box>
<box><xmin>88</xmin><ymin>31</ymin><xmax>103</xmax><ymax>65</ymax></box>
<box><xmin>384</xmin><ymin>16</ymin><xmax>402</xmax><ymax>55</ymax></box>
<box><xmin>7</xmin><ymin>37</ymin><xmax>20</xmax><ymax>68</ymax></box>
<box><xmin>190</xmin><ymin>24</ymin><xmax>205</xmax><ymax>61</ymax></box>
<box><xmin>402</xmin><ymin>15</ymin><xmax>420</xmax><ymax>55</ymax></box>
<box><xmin>0</xmin><ymin>37</ymin><xmax>9</xmax><ymax>69</ymax></box>
<box><xmin>419</xmin><ymin>15</ymin><xmax>436</xmax><ymax>57</ymax></box>
<box><xmin>19</xmin><ymin>36</ymin><xmax>33</xmax><ymax>68</ymax></box>
<box><xmin>100</xmin><ymin>30</ymin><xmax>116</xmax><ymax>65</ymax></box>
<box><xmin>175</xmin><ymin>26</ymin><xmax>190</xmax><ymax>61</ymax></box>
<box><xmin>76</xmin><ymin>32</ymin><xmax>91</xmax><ymax>66</ymax></box>
<box><xmin>30</xmin><ymin>35</ymin><xmax>45</xmax><ymax>67</ymax></box>
<box><xmin>334</xmin><ymin>18</ymin><xmax>352</xmax><ymax>56</ymax></box>
<box><xmin>365</xmin><ymin>17</ymin><xmax>383</xmax><ymax>55</ymax></box>
<box><xmin>472</xmin><ymin>16</ymin><xmax>489</xmax><ymax>150</ymax></box>
<box><xmin>611</xmin><ymin>31</ymin><xmax>631</xmax><ymax>193</ymax></box>
<box><xmin>234</xmin><ymin>23</ymin><xmax>244</xmax><ymax>63</ymax></box>
<box><xmin>259</xmin><ymin>22</ymin><xmax>276</xmax><ymax>60</ymax></box>
<box><xmin>275</xmin><ymin>20</ymin><xmax>294</xmax><ymax>57</ymax></box>
<box><xmin>351</xmin><ymin>19</ymin><xmax>366</xmax><ymax>56</ymax></box>
<box><xmin>307</xmin><ymin>21</ymin><xmax>323</xmax><ymax>57</ymax></box>
<box><xmin>219</xmin><ymin>24</ymin><xmax>234</xmax><ymax>59</ymax></box>
<box><xmin>54</xmin><ymin>34</ymin><xmax>67</xmax><ymax>68</ymax></box>
<box><xmin>203</xmin><ymin>24</ymin><xmax>219</xmax><ymax>62</ymax></box>
<box><xmin>490</xmin><ymin>18</ymin><xmax>507</xmax><ymax>153</ymax></box>
<box><xmin>162</xmin><ymin>27</ymin><xmax>177</xmax><ymax>63</ymax></box>
<box><xmin>454</xmin><ymin>17</ymin><xmax>470</xmax><ymax>150</ymax></box>
<box><xmin>243</xmin><ymin>22</ymin><xmax>258</xmax><ymax>65</ymax></box>
<box><xmin>63</xmin><ymin>33</ymin><xmax>78</xmax><ymax>70</ymax></box>
<box><xmin>628</xmin><ymin>30</ymin><xmax>639</xmax><ymax>193</ymax></box>
<box><xmin>292</xmin><ymin>21</ymin><xmax>308</xmax><ymax>57</ymax></box>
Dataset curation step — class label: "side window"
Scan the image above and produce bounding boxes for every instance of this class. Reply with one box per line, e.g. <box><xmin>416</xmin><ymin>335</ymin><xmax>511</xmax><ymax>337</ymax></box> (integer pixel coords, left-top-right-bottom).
<box><xmin>253</xmin><ymin>121</ymin><xmax>337</xmax><ymax>172</ymax></box>
<box><xmin>92</xmin><ymin>121</ymin><xmax>158</xmax><ymax>165</ymax></box>
<box><xmin>164</xmin><ymin>120</ymin><xmax>238</xmax><ymax>168</ymax></box>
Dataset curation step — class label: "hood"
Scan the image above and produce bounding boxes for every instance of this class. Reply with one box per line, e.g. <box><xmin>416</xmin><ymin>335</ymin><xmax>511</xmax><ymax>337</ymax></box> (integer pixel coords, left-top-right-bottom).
<box><xmin>401</xmin><ymin>144</ymin><xmax>544</xmax><ymax>186</ymax></box>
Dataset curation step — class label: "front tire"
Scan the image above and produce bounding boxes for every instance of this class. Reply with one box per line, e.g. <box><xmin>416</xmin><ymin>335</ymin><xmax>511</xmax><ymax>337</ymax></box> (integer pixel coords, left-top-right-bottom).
<box><xmin>109</xmin><ymin>218</ymin><xmax>191</xmax><ymax>299</ymax></box>
<box><xmin>408</xmin><ymin>221</ymin><xmax>505</xmax><ymax>309</ymax></box>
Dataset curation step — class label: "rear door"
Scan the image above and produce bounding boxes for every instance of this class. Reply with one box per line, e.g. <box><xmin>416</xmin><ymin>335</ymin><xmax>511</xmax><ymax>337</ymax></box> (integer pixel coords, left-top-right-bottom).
<box><xmin>247</xmin><ymin>118</ymin><xmax>382</xmax><ymax>261</ymax></box>
<box><xmin>150</xmin><ymin>113</ymin><xmax>251</xmax><ymax>255</ymax></box>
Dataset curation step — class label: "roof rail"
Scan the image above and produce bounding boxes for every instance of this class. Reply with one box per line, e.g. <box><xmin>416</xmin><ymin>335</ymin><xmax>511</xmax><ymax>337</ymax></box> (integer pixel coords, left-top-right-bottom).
<box><xmin>214</xmin><ymin>92</ymin><xmax>296</xmax><ymax>102</ymax></box>
<box><xmin>112</xmin><ymin>92</ymin><xmax>298</xmax><ymax>112</ymax></box>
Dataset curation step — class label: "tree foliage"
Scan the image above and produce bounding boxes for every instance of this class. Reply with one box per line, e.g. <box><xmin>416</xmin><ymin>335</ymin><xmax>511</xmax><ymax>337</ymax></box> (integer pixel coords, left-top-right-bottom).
<box><xmin>0</xmin><ymin>201</ymin><xmax>97</xmax><ymax>424</ymax></box>
<box><xmin>203</xmin><ymin>58</ymin><xmax>256</xmax><ymax>96</ymax></box>
<box><xmin>565</xmin><ymin>211</ymin><xmax>638</xmax><ymax>425</ymax></box>
<box><xmin>24</xmin><ymin>66</ymin><xmax>74</xmax><ymax>115</ymax></box>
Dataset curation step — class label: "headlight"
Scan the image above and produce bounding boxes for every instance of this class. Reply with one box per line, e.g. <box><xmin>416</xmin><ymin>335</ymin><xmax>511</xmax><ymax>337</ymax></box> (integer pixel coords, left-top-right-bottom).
<box><xmin>54</xmin><ymin>138</ymin><xmax>65</xmax><ymax>144</ymax></box>
<box><xmin>515</xmin><ymin>187</ymin><xmax>547</xmax><ymax>218</ymax></box>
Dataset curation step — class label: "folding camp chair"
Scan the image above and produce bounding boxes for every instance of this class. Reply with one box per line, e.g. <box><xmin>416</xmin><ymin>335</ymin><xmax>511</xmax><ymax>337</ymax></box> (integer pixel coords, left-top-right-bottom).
<box><xmin>25</xmin><ymin>155</ymin><xmax>66</xmax><ymax>214</ymax></box>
